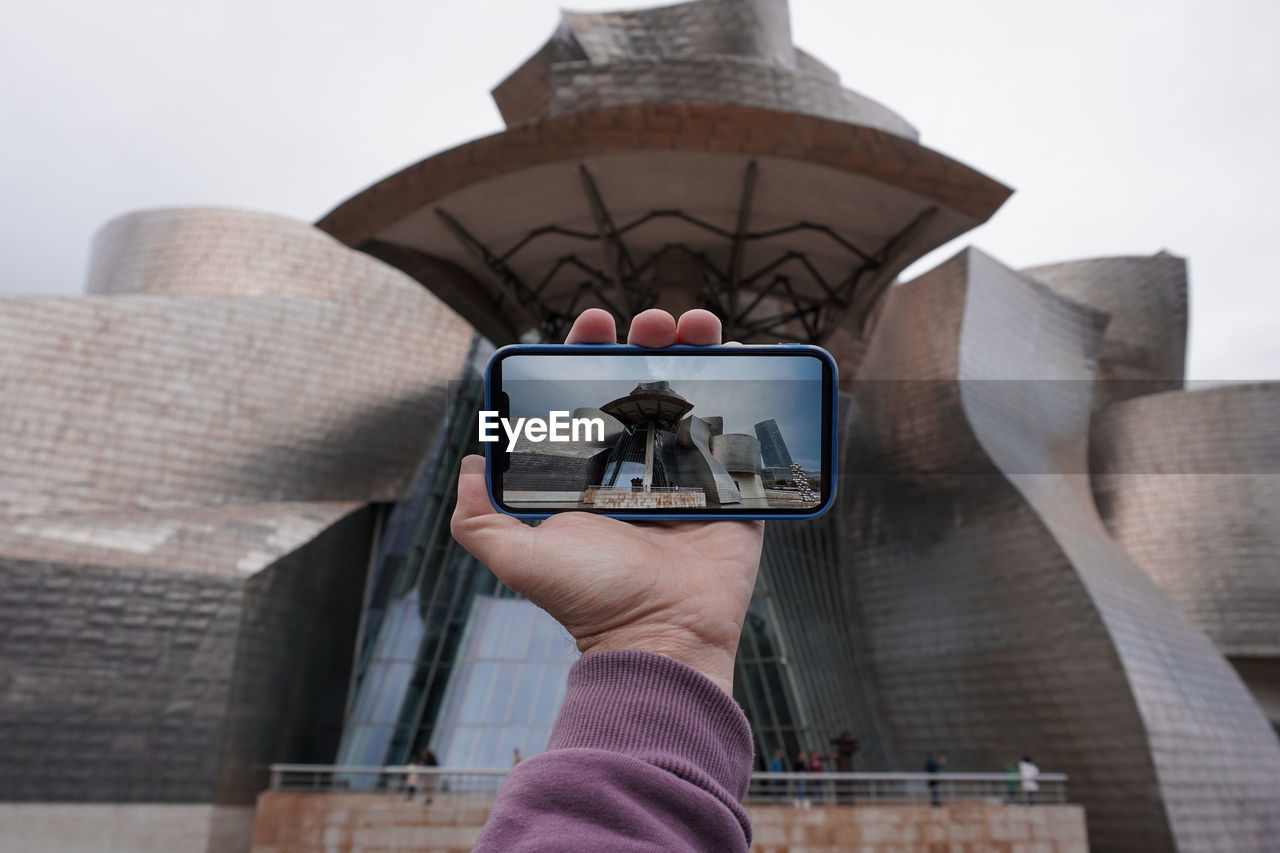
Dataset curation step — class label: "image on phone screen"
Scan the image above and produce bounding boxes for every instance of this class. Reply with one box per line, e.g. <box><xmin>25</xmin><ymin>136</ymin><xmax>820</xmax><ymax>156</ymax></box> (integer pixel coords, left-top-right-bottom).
<box><xmin>487</xmin><ymin>347</ymin><xmax>834</xmax><ymax>517</ymax></box>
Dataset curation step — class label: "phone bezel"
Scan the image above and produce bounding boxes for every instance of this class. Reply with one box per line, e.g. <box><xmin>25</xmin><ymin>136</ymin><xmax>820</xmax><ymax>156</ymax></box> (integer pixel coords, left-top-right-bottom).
<box><xmin>484</xmin><ymin>343</ymin><xmax>838</xmax><ymax>520</ymax></box>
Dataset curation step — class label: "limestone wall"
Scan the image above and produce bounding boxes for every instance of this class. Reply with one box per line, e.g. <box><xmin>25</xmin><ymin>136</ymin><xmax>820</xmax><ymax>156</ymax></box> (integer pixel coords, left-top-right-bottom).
<box><xmin>249</xmin><ymin>793</ymin><xmax>1090</xmax><ymax>853</ymax></box>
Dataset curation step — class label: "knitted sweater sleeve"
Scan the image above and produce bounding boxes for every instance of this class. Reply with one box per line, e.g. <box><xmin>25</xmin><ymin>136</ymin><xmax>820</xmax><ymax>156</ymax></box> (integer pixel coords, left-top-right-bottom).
<box><xmin>473</xmin><ymin>649</ymin><xmax>754</xmax><ymax>852</ymax></box>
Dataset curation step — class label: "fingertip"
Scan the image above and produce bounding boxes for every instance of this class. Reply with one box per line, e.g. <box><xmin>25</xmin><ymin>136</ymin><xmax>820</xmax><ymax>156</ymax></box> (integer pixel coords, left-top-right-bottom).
<box><xmin>627</xmin><ymin>308</ymin><xmax>678</xmax><ymax>347</ymax></box>
<box><xmin>675</xmin><ymin>309</ymin><xmax>723</xmax><ymax>345</ymax></box>
<box><xmin>453</xmin><ymin>454</ymin><xmax>495</xmax><ymax>522</ymax></box>
<box><xmin>565</xmin><ymin>308</ymin><xmax>618</xmax><ymax>344</ymax></box>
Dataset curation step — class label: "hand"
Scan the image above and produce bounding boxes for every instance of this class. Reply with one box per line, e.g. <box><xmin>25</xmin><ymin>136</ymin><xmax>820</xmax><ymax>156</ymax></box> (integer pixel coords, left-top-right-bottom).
<box><xmin>450</xmin><ymin>308</ymin><xmax>765</xmax><ymax>695</ymax></box>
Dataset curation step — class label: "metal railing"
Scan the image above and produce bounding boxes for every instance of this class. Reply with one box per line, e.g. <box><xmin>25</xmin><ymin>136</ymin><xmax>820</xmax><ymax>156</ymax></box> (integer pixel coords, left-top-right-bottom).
<box><xmin>268</xmin><ymin>765</ymin><xmax>1067</xmax><ymax>806</ymax></box>
<box><xmin>742</xmin><ymin>772</ymin><xmax>1067</xmax><ymax>805</ymax></box>
<box><xmin>270</xmin><ymin>765</ymin><xmax>508</xmax><ymax>802</ymax></box>
<box><xmin>583</xmin><ymin>485</ymin><xmax>703</xmax><ymax>493</ymax></box>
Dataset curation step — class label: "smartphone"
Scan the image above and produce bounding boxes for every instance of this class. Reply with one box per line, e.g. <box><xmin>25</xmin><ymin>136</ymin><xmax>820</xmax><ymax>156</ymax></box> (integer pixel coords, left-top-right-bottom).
<box><xmin>482</xmin><ymin>343</ymin><xmax>837</xmax><ymax>519</ymax></box>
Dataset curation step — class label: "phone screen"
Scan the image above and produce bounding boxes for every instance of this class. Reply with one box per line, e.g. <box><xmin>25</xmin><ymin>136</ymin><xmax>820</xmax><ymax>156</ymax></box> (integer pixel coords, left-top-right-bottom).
<box><xmin>485</xmin><ymin>345</ymin><xmax>835</xmax><ymax>518</ymax></box>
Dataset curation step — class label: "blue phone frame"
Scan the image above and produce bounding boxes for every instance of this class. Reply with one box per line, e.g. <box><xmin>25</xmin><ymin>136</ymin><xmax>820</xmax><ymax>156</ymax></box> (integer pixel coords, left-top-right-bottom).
<box><xmin>482</xmin><ymin>342</ymin><xmax>838</xmax><ymax>520</ymax></box>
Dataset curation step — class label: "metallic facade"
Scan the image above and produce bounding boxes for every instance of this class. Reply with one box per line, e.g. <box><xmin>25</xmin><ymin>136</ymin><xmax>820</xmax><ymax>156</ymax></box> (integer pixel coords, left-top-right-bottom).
<box><xmin>1091</xmin><ymin>383</ymin><xmax>1280</xmax><ymax>730</ymax></box>
<box><xmin>4</xmin><ymin>1</ymin><xmax>1280</xmax><ymax>852</ymax></box>
<box><xmin>0</xmin><ymin>208</ymin><xmax>476</xmax><ymax>850</ymax></box>
<box><xmin>491</xmin><ymin>0</ymin><xmax>918</xmax><ymax>139</ymax></box>
<box><xmin>1023</xmin><ymin>252</ymin><xmax>1188</xmax><ymax>411</ymax></box>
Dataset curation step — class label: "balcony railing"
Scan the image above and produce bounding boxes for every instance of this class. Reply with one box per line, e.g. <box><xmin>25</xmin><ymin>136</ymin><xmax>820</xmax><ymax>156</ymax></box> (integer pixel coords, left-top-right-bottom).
<box><xmin>583</xmin><ymin>485</ymin><xmax>703</xmax><ymax>493</ymax></box>
<box><xmin>268</xmin><ymin>765</ymin><xmax>1068</xmax><ymax>805</ymax></box>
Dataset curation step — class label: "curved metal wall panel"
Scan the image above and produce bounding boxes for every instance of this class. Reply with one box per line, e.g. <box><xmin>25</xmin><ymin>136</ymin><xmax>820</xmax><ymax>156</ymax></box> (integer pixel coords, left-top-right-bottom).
<box><xmin>86</xmin><ymin>208</ymin><xmax>380</xmax><ymax>299</ymax></box>
<box><xmin>1090</xmin><ymin>384</ymin><xmax>1280</xmax><ymax>658</ymax></box>
<box><xmin>834</xmin><ymin>248</ymin><xmax>1280</xmax><ymax>852</ymax></box>
<box><xmin>492</xmin><ymin>0</ymin><xmax>918</xmax><ymax>139</ymax></box>
<box><xmin>1022</xmin><ymin>253</ymin><xmax>1187</xmax><ymax>410</ymax></box>
<box><xmin>563</xmin><ymin>0</ymin><xmax>795</xmax><ymax>67</ymax></box>
<box><xmin>958</xmin><ymin>249</ymin><xmax>1280</xmax><ymax>853</ymax></box>
<box><xmin>1090</xmin><ymin>384</ymin><xmax>1280</xmax><ymax>735</ymax></box>
<box><xmin>0</xmin><ymin>208</ymin><xmax>476</xmax><ymax>520</ymax></box>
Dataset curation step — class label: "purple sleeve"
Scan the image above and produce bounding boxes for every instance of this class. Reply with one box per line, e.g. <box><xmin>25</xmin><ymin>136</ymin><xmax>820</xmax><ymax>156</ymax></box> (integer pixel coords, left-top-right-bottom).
<box><xmin>473</xmin><ymin>649</ymin><xmax>754</xmax><ymax>852</ymax></box>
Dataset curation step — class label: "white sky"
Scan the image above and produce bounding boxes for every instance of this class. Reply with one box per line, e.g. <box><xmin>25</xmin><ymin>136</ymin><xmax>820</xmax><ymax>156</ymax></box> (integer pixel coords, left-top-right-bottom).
<box><xmin>2</xmin><ymin>0</ymin><xmax>1277</xmax><ymax>379</ymax></box>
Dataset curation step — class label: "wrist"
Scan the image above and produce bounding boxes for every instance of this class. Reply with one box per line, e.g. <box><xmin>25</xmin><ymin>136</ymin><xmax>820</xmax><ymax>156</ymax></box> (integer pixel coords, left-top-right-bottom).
<box><xmin>578</xmin><ymin>629</ymin><xmax>737</xmax><ymax>696</ymax></box>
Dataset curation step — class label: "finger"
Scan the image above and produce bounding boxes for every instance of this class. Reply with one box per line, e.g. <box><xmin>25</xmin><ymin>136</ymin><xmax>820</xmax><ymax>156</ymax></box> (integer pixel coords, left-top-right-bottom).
<box><xmin>453</xmin><ymin>454</ymin><xmax>501</xmax><ymax>520</ymax></box>
<box><xmin>627</xmin><ymin>308</ymin><xmax>678</xmax><ymax>347</ymax></box>
<box><xmin>675</xmin><ymin>309</ymin><xmax>722</xmax><ymax>345</ymax></box>
<box><xmin>565</xmin><ymin>308</ymin><xmax>617</xmax><ymax>344</ymax></box>
<box><xmin>450</xmin><ymin>454</ymin><xmax>532</xmax><ymax>565</ymax></box>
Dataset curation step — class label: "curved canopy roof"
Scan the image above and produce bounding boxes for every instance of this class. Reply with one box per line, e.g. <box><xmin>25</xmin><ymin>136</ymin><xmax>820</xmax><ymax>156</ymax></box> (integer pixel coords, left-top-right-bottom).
<box><xmin>317</xmin><ymin>103</ymin><xmax>1011</xmax><ymax>348</ymax></box>
<box><xmin>601</xmin><ymin>380</ymin><xmax>694</xmax><ymax>428</ymax></box>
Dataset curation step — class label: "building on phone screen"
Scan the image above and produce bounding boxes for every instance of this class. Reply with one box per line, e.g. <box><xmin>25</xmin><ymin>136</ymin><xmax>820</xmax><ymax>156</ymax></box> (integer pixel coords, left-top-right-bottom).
<box><xmin>1</xmin><ymin>0</ymin><xmax>1278</xmax><ymax>851</ymax></box>
<box><xmin>502</xmin><ymin>380</ymin><xmax>817</xmax><ymax>510</ymax></box>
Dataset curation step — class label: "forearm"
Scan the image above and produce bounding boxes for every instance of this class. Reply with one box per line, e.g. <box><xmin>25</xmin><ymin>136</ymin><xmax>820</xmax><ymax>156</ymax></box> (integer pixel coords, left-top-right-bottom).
<box><xmin>474</xmin><ymin>650</ymin><xmax>754</xmax><ymax>852</ymax></box>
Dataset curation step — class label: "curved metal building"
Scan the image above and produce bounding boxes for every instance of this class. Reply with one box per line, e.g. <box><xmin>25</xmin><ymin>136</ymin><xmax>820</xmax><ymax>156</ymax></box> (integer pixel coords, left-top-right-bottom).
<box><xmin>1023</xmin><ymin>252</ymin><xmax>1189</xmax><ymax>410</ymax></box>
<box><xmin>2</xmin><ymin>1</ymin><xmax>1279</xmax><ymax>851</ymax></box>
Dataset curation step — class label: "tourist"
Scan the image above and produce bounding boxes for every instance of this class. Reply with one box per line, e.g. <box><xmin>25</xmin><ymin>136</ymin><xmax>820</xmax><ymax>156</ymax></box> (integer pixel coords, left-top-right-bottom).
<box><xmin>1004</xmin><ymin>762</ymin><xmax>1019</xmax><ymax>804</ymax></box>
<box><xmin>807</xmin><ymin>748</ymin><xmax>834</xmax><ymax>803</ymax></box>
<box><xmin>793</xmin><ymin>751</ymin><xmax>809</xmax><ymax>803</ymax></box>
<box><xmin>768</xmin><ymin>749</ymin><xmax>787</xmax><ymax>801</ymax></box>
<box><xmin>830</xmin><ymin>731</ymin><xmax>858</xmax><ymax>803</ymax></box>
<box><xmin>421</xmin><ymin>749</ymin><xmax>439</xmax><ymax>804</ymax></box>
<box><xmin>1019</xmin><ymin>756</ymin><xmax>1040</xmax><ymax>805</ymax></box>
<box><xmin>454</xmin><ymin>308</ymin><xmax>763</xmax><ymax>852</ymax></box>
<box><xmin>925</xmin><ymin>750</ymin><xmax>945</xmax><ymax>806</ymax></box>
<box><xmin>404</xmin><ymin>754</ymin><xmax>424</xmax><ymax>803</ymax></box>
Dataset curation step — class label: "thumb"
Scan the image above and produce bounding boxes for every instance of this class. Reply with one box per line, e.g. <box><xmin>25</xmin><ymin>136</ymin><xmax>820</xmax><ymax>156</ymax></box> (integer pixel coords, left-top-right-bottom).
<box><xmin>450</xmin><ymin>454</ymin><xmax>534</xmax><ymax>570</ymax></box>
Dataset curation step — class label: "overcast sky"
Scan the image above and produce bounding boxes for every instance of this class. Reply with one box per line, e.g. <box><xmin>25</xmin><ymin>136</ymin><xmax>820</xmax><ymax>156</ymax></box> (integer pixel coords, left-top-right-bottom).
<box><xmin>3</xmin><ymin>0</ymin><xmax>1277</xmax><ymax>379</ymax></box>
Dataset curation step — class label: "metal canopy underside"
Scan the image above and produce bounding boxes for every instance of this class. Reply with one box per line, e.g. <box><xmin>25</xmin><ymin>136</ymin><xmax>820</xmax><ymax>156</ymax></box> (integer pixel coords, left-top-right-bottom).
<box><xmin>318</xmin><ymin>106</ymin><xmax>1011</xmax><ymax>347</ymax></box>
<box><xmin>600</xmin><ymin>388</ymin><xmax>695</xmax><ymax>428</ymax></box>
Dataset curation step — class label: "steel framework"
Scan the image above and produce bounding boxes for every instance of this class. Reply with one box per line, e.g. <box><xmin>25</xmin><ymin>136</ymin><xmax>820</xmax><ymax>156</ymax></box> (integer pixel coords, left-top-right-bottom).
<box><xmin>422</xmin><ymin>161</ymin><xmax>936</xmax><ymax>344</ymax></box>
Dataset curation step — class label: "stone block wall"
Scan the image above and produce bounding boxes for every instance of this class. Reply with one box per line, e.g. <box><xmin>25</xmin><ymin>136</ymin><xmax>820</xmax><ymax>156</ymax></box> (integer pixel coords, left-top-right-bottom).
<box><xmin>248</xmin><ymin>793</ymin><xmax>1090</xmax><ymax>853</ymax></box>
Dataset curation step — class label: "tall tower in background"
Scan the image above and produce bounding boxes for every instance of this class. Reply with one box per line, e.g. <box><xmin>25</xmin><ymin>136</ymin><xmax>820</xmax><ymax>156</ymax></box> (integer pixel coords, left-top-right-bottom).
<box><xmin>754</xmin><ymin>418</ymin><xmax>794</xmax><ymax>469</ymax></box>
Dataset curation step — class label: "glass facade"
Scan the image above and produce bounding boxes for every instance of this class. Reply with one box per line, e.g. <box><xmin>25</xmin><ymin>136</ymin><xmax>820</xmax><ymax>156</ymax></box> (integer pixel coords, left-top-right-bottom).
<box><xmin>431</xmin><ymin>596</ymin><xmax>578</xmax><ymax>767</ymax></box>
<box><xmin>734</xmin><ymin>560</ymin><xmax>815</xmax><ymax>768</ymax></box>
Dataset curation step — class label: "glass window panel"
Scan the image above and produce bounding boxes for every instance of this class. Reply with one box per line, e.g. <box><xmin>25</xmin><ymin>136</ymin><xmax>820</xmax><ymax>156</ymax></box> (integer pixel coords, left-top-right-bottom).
<box><xmin>388</xmin><ymin>596</ymin><xmax>424</xmax><ymax>661</ymax></box>
<box><xmin>476</xmin><ymin>598</ymin><xmax>511</xmax><ymax>659</ymax></box>
<box><xmin>484</xmin><ymin>663</ymin><xmax>521</xmax><ymax>725</ymax></box>
<box><xmin>527</xmin><ymin>726</ymin><xmax>553</xmax><ymax>757</ymax></box>
<box><xmin>369</xmin><ymin>661</ymin><xmax>414</xmax><ymax>724</ymax></box>
<box><xmin>434</xmin><ymin>660</ymin><xmax>471</xmax><ymax>724</ymax></box>
<box><xmin>763</xmin><ymin>661</ymin><xmax>796</xmax><ymax>728</ymax></box>
<box><xmin>494</xmin><ymin>732</ymin><xmax>522</xmax><ymax>768</ymax></box>
<box><xmin>547</xmin><ymin>662</ymin><xmax>572</xmax><ymax>708</ymax></box>
<box><xmin>349</xmin><ymin>665</ymin><xmax>386</xmax><ymax>721</ymax></box>
<box><xmin>431</xmin><ymin>725</ymin><xmax>455</xmax><ymax>764</ymax></box>
<box><xmin>458</xmin><ymin>661</ymin><xmax>498</xmax><ymax>724</ymax></box>
<box><xmin>507</xmin><ymin>661</ymin><xmax>543</xmax><ymax>726</ymax></box>
<box><xmin>532</xmin><ymin>664</ymin><xmax>568</xmax><ymax>726</ymax></box>
<box><xmin>365</xmin><ymin>672</ymin><xmax>400</xmax><ymax>727</ymax></box>
<box><xmin>500</xmin><ymin>602</ymin><xmax>536</xmax><ymax>659</ymax></box>
<box><xmin>344</xmin><ymin>727</ymin><xmax>373</xmax><ymax>766</ymax></box>
<box><xmin>447</xmin><ymin>725</ymin><xmax>480</xmax><ymax>768</ymax></box>
<box><xmin>482</xmin><ymin>728</ymin><xmax>504</xmax><ymax>770</ymax></box>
